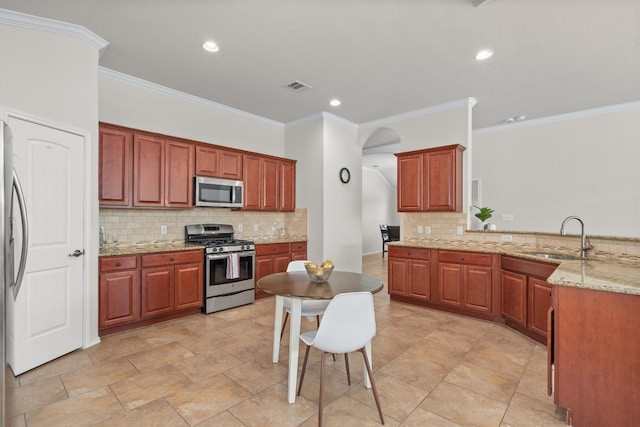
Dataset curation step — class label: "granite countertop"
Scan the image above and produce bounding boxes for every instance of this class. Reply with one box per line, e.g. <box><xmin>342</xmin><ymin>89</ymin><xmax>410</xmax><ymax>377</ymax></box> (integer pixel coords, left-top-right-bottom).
<box><xmin>389</xmin><ymin>240</ymin><xmax>640</xmax><ymax>296</ymax></box>
<box><xmin>99</xmin><ymin>241</ymin><xmax>204</xmax><ymax>257</ymax></box>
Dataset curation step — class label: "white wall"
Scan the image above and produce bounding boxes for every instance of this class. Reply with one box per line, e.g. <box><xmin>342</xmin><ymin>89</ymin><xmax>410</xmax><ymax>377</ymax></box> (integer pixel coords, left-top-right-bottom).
<box><xmin>99</xmin><ymin>70</ymin><xmax>285</xmax><ymax>156</ymax></box>
<box><xmin>285</xmin><ymin>117</ymin><xmax>324</xmax><ymax>262</ymax></box>
<box><xmin>473</xmin><ymin>103</ymin><xmax>640</xmax><ymax>238</ymax></box>
<box><xmin>0</xmin><ymin>20</ymin><xmax>103</xmax><ymax>347</ymax></box>
<box><xmin>362</xmin><ymin>168</ymin><xmax>399</xmax><ymax>255</ymax></box>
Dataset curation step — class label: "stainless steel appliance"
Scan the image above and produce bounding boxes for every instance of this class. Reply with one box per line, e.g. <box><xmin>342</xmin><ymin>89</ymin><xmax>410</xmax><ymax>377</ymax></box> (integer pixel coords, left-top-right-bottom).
<box><xmin>185</xmin><ymin>224</ymin><xmax>255</xmax><ymax>313</ymax></box>
<box><xmin>1</xmin><ymin>120</ymin><xmax>28</xmax><ymax>424</ymax></box>
<box><xmin>194</xmin><ymin>176</ymin><xmax>244</xmax><ymax>208</ymax></box>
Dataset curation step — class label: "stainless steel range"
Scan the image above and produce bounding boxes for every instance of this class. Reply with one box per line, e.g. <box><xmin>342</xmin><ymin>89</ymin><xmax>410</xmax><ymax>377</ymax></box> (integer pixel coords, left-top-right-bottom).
<box><xmin>185</xmin><ymin>224</ymin><xmax>255</xmax><ymax>313</ymax></box>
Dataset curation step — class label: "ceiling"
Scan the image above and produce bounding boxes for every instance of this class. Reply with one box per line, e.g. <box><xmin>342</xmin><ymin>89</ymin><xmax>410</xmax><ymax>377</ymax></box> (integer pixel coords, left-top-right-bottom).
<box><xmin>1</xmin><ymin>0</ymin><xmax>639</xmax><ymax>187</ymax></box>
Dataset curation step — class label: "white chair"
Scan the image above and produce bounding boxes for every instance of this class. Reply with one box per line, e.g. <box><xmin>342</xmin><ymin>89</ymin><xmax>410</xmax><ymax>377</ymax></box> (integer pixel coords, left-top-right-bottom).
<box><xmin>297</xmin><ymin>292</ymin><xmax>384</xmax><ymax>426</ymax></box>
<box><xmin>280</xmin><ymin>261</ymin><xmax>331</xmax><ymax>341</ymax></box>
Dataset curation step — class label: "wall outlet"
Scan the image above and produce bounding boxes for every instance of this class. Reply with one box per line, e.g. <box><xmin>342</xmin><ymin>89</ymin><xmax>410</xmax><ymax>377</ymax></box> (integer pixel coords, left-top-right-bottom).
<box><xmin>502</xmin><ymin>213</ymin><xmax>514</xmax><ymax>221</ymax></box>
<box><xmin>456</xmin><ymin>226</ymin><xmax>463</xmax><ymax>235</ymax></box>
<box><xmin>417</xmin><ymin>225</ymin><xmax>423</xmax><ymax>234</ymax></box>
<box><xmin>501</xmin><ymin>234</ymin><xmax>513</xmax><ymax>242</ymax></box>
<box><xmin>160</xmin><ymin>225</ymin><xmax>167</xmax><ymax>235</ymax></box>
<box><xmin>253</xmin><ymin>223</ymin><xmax>259</xmax><ymax>232</ymax></box>
<box><xmin>237</xmin><ymin>224</ymin><xmax>243</xmax><ymax>232</ymax></box>
<box><xmin>425</xmin><ymin>225</ymin><xmax>431</xmax><ymax>234</ymax></box>
<box><xmin>271</xmin><ymin>222</ymin><xmax>277</xmax><ymax>231</ymax></box>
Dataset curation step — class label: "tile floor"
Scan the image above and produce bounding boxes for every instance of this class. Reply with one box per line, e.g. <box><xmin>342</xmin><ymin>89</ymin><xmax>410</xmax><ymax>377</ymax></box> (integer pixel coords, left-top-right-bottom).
<box><xmin>7</xmin><ymin>254</ymin><xmax>568</xmax><ymax>426</ymax></box>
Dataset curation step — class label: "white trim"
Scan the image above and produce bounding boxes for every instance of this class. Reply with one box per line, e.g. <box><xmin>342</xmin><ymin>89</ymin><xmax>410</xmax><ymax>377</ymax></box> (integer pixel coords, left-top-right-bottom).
<box><xmin>0</xmin><ymin>8</ymin><xmax>108</xmax><ymax>55</ymax></box>
<box><xmin>285</xmin><ymin>113</ymin><xmax>324</xmax><ymax>128</ymax></box>
<box><xmin>359</xmin><ymin>97</ymin><xmax>477</xmax><ymax>130</ymax></box>
<box><xmin>321</xmin><ymin>112</ymin><xmax>358</xmax><ymax>129</ymax></box>
<box><xmin>363</xmin><ymin>166</ymin><xmax>394</xmax><ymax>189</ymax></box>
<box><xmin>98</xmin><ymin>67</ymin><xmax>285</xmax><ymax>128</ymax></box>
<box><xmin>474</xmin><ymin>100</ymin><xmax>640</xmax><ymax>134</ymax></box>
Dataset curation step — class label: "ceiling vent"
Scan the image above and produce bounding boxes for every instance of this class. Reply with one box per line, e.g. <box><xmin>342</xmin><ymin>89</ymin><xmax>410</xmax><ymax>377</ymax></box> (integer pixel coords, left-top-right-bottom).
<box><xmin>283</xmin><ymin>80</ymin><xmax>312</xmax><ymax>92</ymax></box>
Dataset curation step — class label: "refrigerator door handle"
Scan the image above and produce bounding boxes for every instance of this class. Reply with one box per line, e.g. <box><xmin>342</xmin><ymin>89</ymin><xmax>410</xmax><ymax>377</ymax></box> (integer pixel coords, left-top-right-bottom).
<box><xmin>12</xmin><ymin>170</ymin><xmax>28</xmax><ymax>299</ymax></box>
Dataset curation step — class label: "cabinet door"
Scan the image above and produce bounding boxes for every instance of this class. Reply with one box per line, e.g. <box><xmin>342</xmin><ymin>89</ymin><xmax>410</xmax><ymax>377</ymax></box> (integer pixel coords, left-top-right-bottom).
<box><xmin>165</xmin><ymin>139</ymin><xmax>194</xmax><ymax>207</ymax></box>
<box><xmin>255</xmin><ymin>255</ymin><xmax>275</xmax><ymax>299</ymax></box>
<box><xmin>409</xmin><ymin>260</ymin><xmax>430</xmax><ymax>299</ymax></box>
<box><xmin>141</xmin><ymin>266</ymin><xmax>174</xmax><ymax>318</ymax></box>
<box><xmin>194</xmin><ymin>145</ymin><xmax>219</xmax><ymax>177</ymax></box>
<box><xmin>99</xmin><ymin>126</ymin><xmax>132</xmax><ymax>206</ymax></box>
<box><xmin>397</xmin><ymin>153</ymin><xmax>423</xmax><ymax>211</ymax></box>
<box><xmin>261</xmin><ymin>157</ymin><xmax>279</xmax><ymax>211</ymax></box>
<box><xmin>464</xmin><ymin>265</ymin><xmax>492</xmax><ymax>312</ymax></box>
<box><xmin>219</xmin><ymin>150</ymin><xmax>243</xmax><ymax>180</ymax></box>
<box><xmin>274</xmin><ymin>253</ymin><xmax>291</xmax><ymax>273</ymax></box>
<box><xmin>423</xmin><ymin>149</ymin><xmax>454</xmax><ymax>211</ymax></box>
<box><xmin>243</xmin><ymin>154</ymin><xmax>261</xmax><ymax>210</ymax></box>
<box><xmin>439</xmin><ymin>263</ymin><xmax>462</xmax><ymax>306</ymax></box>
<box><xmin>99</xmin><ymin>271</ymin><xmax>140</xmax><ymax>327</ymax></box>
<box><xmin>502</xmin><ymin>270</ymin><xmax>527</xmax><ymax>326</ymax></box>
<box><xmin>133</xmin><ymin>134</ymin><xmax>165</xmax><ymax>207</ymax></box>
<box><xmin>279</xmin><ymin>160</ymin><xmax>296</xmax><ymax>211</ymax></box>
<box><xmin>174</xmin><ymin>262</ymin><xmax>203</xmax><ymax>310</ymax></box>
<box><xmin>529</xmin><ymin>278</ymin><xmax>552</xmax><ymax>337</ymax></box>
<box><xmin>388</xmin><ymin>258</ymin><xmax>408</xmax><ymax>296</ymax></box>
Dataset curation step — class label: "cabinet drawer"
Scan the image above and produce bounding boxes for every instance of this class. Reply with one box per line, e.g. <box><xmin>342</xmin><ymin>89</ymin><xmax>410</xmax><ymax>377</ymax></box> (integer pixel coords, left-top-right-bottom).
<box><xmin>256</xmin><ymin>243</ymin><xmax>290</xmax><ymax>256</ymax></box>
<box><xmin>388</xmin><ymin>246</ymin><xmax>430</xmax><ymax>260</ymax></box>
<box><xmin>100</xmin><ymin>255</ymin><xmax>138</xmax><ymax>272</ymax></box>
<box><xmin>438</xmin><ymin>250</ymin><xmax>492</xmax><ymax>266</ymax></box>
<box><xmin>290</xmin><ymin>241</ymin><xmax>307</xmax><ymax>252</ymax></box>
<box><xmin>501</xmin><ymin>255</ymin><xmax>557</xmax><ymax>279</ymax></box>
<box><xmin>141</xmin><ymin>250</ymin><xmax>203</xmax><ymax>267</ymax></box>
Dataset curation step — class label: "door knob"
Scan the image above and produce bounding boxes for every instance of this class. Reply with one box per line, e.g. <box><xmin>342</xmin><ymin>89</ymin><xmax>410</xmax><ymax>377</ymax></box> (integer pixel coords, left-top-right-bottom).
<box><xmin>68</xmin><ymin>249</ymin><xmax>85</xmax><ymax>257</ymax></box>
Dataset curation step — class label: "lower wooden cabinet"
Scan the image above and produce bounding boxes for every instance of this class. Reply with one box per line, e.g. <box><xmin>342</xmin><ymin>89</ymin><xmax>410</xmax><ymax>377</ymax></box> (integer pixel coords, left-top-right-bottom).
<box><xmin>501</xmin><ymin>255</ymin><xmax>556</xmax><ymax>344</ymax></box>
<box><xmin>255</xmin><ymin>242</ymin><xmax>308</xmax><ymax>299</ymax></box>
<box><xmin>437</xmin><ymin>250</ymin><xmax>493</xmax><ymax>313</ymax></box>
<box><xmin>99</xmin><ymin>249</ymin><xmax>203</xmax><ymax>336</ymax></box>
<box><xmin>388</xmin><ymin>246</ymin><xmax>430</xmax><ymax>299</ymax></box>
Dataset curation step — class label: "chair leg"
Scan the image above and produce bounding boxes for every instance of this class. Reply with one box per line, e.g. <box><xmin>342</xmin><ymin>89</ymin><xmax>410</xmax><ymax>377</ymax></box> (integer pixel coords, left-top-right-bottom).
<box><xmin>297</xmin><ymin>345</ymin><xmax>311</xmax><ymax>396</ymax></box>
<box><xmin>358</xmin><ymin>348</ymin><xmax>384</xmax><ymax>425</ymax></box>
<box><xmin>316</xmin><ymin>315</ymin><xmax>320</xmax><ymax>328</ymax></box>
<box><xmin>280</xmin><ymin>312</ymin><xmax>290</xmax><ymax>342</ymax></box>
<box><xmin>344</xmin><ymin>353</ymin><xmax>351</xmax><ymax>385</ymax></box>
<box><xmin>319</xmin><ymin>352</ymin><xmax>328</xmax><ymax>427</ymax></box>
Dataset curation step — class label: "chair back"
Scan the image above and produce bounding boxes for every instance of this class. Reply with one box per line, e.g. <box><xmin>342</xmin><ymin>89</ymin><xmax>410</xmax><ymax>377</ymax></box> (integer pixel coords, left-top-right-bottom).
<box><xmin>309</xmin><ymin>292</ymin><xmax>376</xmax><ymax>354</ymax></box>
<box><xmin>287</xmin><ymin>260</ymin><xmax>309</xmax><ymax>272</ymax></box>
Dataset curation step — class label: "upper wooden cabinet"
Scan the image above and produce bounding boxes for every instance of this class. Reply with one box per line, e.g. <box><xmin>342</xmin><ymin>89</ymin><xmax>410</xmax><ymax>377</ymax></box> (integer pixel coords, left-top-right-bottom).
<box><xmin>164</xmin><ymin>139</ymin><xmax>194</xmax><ymax>208</ymax></box>
<box><xmin>99</xmin><ymin>125</ymin><xmax>133</xmax><ymax>206</ymax></box>
<box><xmin>396</xmin><ymin>144</ymin><xmax>465</xmax><ymax>212</ymax></box>
<box><xmin>194</xmin><ymin>145</ymin><xmax>243</xmax><ymax>180</ymax></box>
<box><xmin>243</xmin><ymin>154</ymin><xmax>296</xmax><ymax>212</ymax></box>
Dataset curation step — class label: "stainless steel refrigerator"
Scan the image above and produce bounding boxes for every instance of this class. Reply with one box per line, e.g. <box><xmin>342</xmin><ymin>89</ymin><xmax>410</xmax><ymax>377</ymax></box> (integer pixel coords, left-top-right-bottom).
<box><xmin>1</xmin><ymin>120</ymin><xmax>28</xmax><ymax>425</ymax></box>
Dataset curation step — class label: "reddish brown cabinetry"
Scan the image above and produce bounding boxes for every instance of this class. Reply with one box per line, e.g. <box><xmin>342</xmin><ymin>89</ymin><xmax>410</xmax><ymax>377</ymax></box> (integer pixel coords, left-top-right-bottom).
<box><xmin>99</xmin><ymin>256</ymin><xmax>140</xmax><ymax>328</ymax></box>
<box><xmin>388</xmin><ymin>246</ymin><xmax>430</xmax><ymax>299</ymax></box>
<box><xmin>255</xmin><ymin>243</ymin><xmax>291</xmax><ymax>299</ymax></box>
<box><xmin>99</xmin><ymin>249</ymin><xmax>203</xmax><ymax>336</ymax></box>
<box><xmin>290</xmin><ymin>241</ymin><xmax>308</xmax><ymax>261</ymax></box>
<box><xmin>501</xmin><ymin>255</ymin><xmax>556</xmax><ymax>344</ymax></box>
<box><xmin>551</xmin><ymin>286</ymin><xmax>640</xmax><ymax>426</ymax></box>
<box><xmin>164</xmin><ymin>139</ymin><xmax>194</xmax><ymax>208</ymax></box>
<box><xmin>437</xmin><ymin>250</ymin><xmax>493</xmax><ymax>313</ymax></box>
<box><xmin>396</xmin><ymin>144</ymin><xmax>465</xmax><ymax>212</ymax></box>
<box><xmin>194</xmin><ymin>145</ymin><xmax>243</xmax><ymax>180</ymax></box>
<box><xmin>99</xmin><ymin>125</ymin><xmax>132</xmax><ymax>206</ymax></box>
<box><xmin>243</xmin><ymin>155</ymin><xmax>296</xmax><ymax>212</ymax></box>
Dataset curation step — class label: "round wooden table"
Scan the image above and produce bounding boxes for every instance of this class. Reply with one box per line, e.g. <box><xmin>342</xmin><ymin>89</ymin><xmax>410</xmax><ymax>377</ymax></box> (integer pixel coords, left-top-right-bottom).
<box><xmin>258</xmin><ymin>271</ymin><xmax>383</xmax><ymax>403</ymax></box>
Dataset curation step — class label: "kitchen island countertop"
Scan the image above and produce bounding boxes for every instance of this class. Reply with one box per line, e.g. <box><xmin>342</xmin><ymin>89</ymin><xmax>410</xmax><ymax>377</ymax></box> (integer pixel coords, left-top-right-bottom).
<box><xmin>388</xmin><ymin>240</ymin><xmax>640</xmax><ymax>296</ymax></box>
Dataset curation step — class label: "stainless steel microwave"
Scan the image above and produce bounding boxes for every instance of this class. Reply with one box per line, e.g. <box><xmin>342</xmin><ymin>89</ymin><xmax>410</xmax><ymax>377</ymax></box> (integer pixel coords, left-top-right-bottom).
<box><xmin>194</xmin><ymin>176</ymin><xmax>244</xmax><ymax>208</ymax></box>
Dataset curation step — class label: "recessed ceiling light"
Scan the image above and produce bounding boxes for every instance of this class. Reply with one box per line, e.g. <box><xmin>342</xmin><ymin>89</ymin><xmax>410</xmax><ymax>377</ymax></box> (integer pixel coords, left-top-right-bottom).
<box><xmin>202</xmin><ymin>41</ymin><xmax>219</xmax><ymax>53</ymax></box>
<box><xmin>330</xmin><ymin>99</ymin><xmax>341</xmax><ymax>107</ymax></box>
<box><xmin>475</xmin><ymin>49</ymin><xmax>494</xmax><ymax>60</ymax></box>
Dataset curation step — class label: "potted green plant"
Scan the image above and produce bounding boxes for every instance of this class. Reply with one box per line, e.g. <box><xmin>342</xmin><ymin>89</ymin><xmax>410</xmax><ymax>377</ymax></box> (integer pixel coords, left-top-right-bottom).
<box><xmin>473</xmin><ymin>206</ymin><xmax>495</xmax><ymax>230</ymax></box>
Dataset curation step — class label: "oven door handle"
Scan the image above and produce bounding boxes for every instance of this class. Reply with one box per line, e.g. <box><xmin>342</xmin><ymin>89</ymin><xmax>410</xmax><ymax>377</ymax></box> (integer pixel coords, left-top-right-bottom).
<box><xmin>206</xmin><ymin>251</ymin><xmax>256</xmax><ymax>260</ymax></box>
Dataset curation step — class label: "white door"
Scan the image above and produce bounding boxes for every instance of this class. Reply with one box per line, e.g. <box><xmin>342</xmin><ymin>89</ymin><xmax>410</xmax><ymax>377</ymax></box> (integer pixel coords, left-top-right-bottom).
<box><xmin>6</xmin><ymin>116</ymin><xmax>85</xmax><ymax>375</ymax></box>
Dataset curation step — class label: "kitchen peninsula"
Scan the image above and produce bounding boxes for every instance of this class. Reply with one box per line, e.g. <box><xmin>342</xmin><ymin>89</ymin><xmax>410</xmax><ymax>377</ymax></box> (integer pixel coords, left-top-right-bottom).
<box><xmin>386</xmin><ymin>238</ymin><xmax>640</xmax><ymax>427</ymax></box>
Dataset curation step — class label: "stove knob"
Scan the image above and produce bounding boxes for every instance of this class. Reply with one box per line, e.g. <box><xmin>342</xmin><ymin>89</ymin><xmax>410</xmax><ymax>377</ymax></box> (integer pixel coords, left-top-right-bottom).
<box><xmin>218</xmin><ymin>247</ymin><xmax>224</xmax><ymax>252</ymax></box>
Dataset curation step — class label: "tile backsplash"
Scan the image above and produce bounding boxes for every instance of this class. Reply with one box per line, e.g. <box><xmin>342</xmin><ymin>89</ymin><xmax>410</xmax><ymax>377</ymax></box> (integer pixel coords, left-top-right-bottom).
<box><xmin>99</xmin><ymin>208</ymin><xmax>308</xmax><ymax>244</ymax></box>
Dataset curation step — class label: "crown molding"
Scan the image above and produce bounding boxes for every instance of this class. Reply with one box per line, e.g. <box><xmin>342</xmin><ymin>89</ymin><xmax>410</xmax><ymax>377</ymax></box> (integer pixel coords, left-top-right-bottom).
<box><xmin>98</xmin><ymin>67</ymin><xmax>284</xmax><ymax>128</ymax></box>
<box><xmin>359</xmin><ymin>97</ymin><xmax>477</xmax><ymax>130</ymax></box>
<box><xmin>0</xmin><ymin>8</ymin><xmax>108</xmax><ymax>55</ymax></box>
<box><xmin>474</xmin><ymin>100</ymin><xmax>640</xmax><ymax>134</ymax></box>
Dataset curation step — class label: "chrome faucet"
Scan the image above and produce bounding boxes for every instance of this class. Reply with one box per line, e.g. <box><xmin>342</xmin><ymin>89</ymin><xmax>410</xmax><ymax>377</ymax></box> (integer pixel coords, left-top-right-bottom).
<box><xmin>560</xmin><ymin>216</ymin><xmax>592</xmax><ymax>259</ymax></box>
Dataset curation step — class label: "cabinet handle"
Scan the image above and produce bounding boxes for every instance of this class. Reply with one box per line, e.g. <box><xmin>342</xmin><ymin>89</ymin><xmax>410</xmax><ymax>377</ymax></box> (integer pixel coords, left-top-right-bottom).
<box><xmin>460</xmin><ymin>257</ymin><xmax>465</xmax><ymax>262</ymax></box>
<box><xmin>170</xmin><ymin>257</ymin><xmax>176</xmax><ymax>262</ymax></box>
<box><xmin>115</xmin><ymin>262</ymin><xmax>122</xmax><ymax>267</ymax></box>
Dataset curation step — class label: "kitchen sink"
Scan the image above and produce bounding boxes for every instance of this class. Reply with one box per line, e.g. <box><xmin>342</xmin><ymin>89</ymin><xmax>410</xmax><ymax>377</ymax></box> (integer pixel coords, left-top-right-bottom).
<box><xmin>518</xmin><ymin>252</ymin><xmax>581</xmax><ymax>261</ymax></box>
